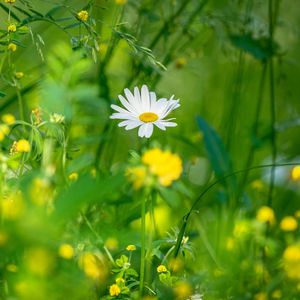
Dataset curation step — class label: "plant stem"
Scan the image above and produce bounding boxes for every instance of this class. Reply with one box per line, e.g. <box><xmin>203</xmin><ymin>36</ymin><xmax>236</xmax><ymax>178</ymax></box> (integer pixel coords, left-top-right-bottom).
<box><xmin>139</xmin><ymin>191</ymin><xmax>146</xmax><ymax>297</ymax></box>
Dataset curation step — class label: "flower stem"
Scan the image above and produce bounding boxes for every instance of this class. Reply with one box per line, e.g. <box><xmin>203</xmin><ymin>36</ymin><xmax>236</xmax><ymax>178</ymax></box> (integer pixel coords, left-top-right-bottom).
<box><xmin>139</xmin><ymin>192</ymin><xmax>146</xmax><ymax>297</ymax></box>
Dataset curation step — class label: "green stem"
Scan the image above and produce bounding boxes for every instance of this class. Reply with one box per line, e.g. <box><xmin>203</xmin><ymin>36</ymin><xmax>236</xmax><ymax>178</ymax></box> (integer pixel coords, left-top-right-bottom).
<box><xmin>139</xmin><ymin>192</ymin><xmax>146</xmax><ymax>297</ymax></box>
<box><xmin>16</xmin><ymin>89</ymin><xmax>25</xmax><ymax>123</ymax></box>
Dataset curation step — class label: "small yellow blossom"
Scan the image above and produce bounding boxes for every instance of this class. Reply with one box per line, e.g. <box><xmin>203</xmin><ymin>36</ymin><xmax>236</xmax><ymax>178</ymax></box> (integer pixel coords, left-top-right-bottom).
<box><xmin>31</xmin><ymin>107</ymin><xmax>42</xmax><ymax>125</ymax></box>
<box><xmin>226</xmin><ymin>237</ymin><xmax>235</xmax><ymax>251</ymax></box>
<box><xmin>25</xmin><ymin>247</ymin><xmax>55</xmax><ymax>276</ymax></box>
<box><xmin>109</xmin><ymin>284</ymin><xmax>121</xmax><ymax>296</ymax></box>
<box><xmin>233</xmin><ymin>220</ymin><xmax>250</xmax><ymax>238</ymax></box>
<box><xmin>1</xmin><ymin>193</ymin><xmax>24</xmax><ymax>220</ymax></box>
<box><xmin>116</xmin><ymin>277</ymin><xmax>125</xmax><ymax>284</ymax></box>
<box><xmin>69</xmin><ymin>172</ymin><xmax>79</xmax><ymax>181</ymax></box>
<box><xmin>50</xmin><ymin>112</ymin><xmax>65</xmax><ymax>123</ymax></box>
<box><xmin>2</xmin><ymin>114</ymin><xmax>15</xmax><ymax>125</ymax></box>
<box><xmin>7</xmin><ymin>43</ymin><xmax>17</xmax><ymax>51</ymax></box>
<box><xmin>14</xmin><ymin>139</ymin><xmax>30</xmax><ymax>153</ymax></box>
<box><xmin>15</xmin><ymin>72</ymin><xmax>24</xmax><ymax>79</ymax></box>
<box><xmin>256</xmin><ymin>206</ymin><xmax>275</xmax><ymax>225</ymax></box>
<box><xmin>0</xmin><ymin>124</ymin><xmax>9</xmax><ymax>141</ymax></box>
<box><xmin>105</xmin><ymin>238</ymin><xmax>119</xmax><ymax>250</ymax></box>
<box><xmin>157</xmin><ymin>264</ymin><xmax>167</xmax><ymax>273</ymax></box>
<box><xmin>174</xmin><ymin>281</ymin><xmax>192</xmax><ymax>299</ymax></box>
<box><xmin>251</xmin><ymin>179</ymin><xmax>264</xmax><ymax>191</ymax></box>
<box><xmin>169</xmin><ymin>258</ymin><xmax>184</xmax><ymax>273</ymax></box>
<box><xmin>283</xmin><ymin>245</ymin><xmax>300</xmax><ymax>280</ymax></box>
<box><xmin>126</xmin><ymin>244</ymin><xmax>136</xmax><ymax>251</ymax></box>
<box><xmin>7</xmin><ymin>24</ymin><xmax>17</xmax><ymax>32</ymax></box>
<box><xmin>142</xmin><ymin>148</ymin><xmax>183</xmax><ymax>186</ymax></box>
<box><xmin>255</xmin><ymin>292</ymin><xmax>268</xmax><ymax>300</ymax></box>
<box><xmin>77</xmin><ymin>10</ymin><xmax>89</xmax><ymax>21</ymax></box>
<box><xmin>58</xmin><ymin>244</ymin><xmax>74</xmax><ymax>260</ymax></box>
<box><xmin>126</xmin><ymin>166</ymin><xmax>147</xmax><ymax>189</ymax></box>
<box><xmin>0</xmin><ymin>231</ymin><xmax>8</xmax><ymax>247</ymax></box>
<box><xmin>5</xmin><ymin>0</ymin><xmax>16</xmax><ymax>3</ymax></box>
<box><xmin>6</xmin><ymin>264</ymin><xmax>18</xmax><ymax>272</ymax></box>
<box><xmin>280</xmin><ymin>216</ymin><xmax>298</xmax><ymax>231</ymax></box>
<box><xmin>79</xmin><ymin>252</ymin><xmax>107</xmax><ymax>280</ymax></box>
<box><xmin>175</xmin><ymin>57</ymin><xmax>187</xmax><ymax>69</ymax></box>
<box><xmin>115</xmin><ymin>0</ymin><xmax>127</xmax><ymax>5</ymax></box>
<box><xmin>271</xmin><ymin>290</ymin><xmax>282</xmax><ymax>299</ymax></box>
<box><xmin>291</xmin><ymin>165</ymin><xmax>300</xmax><ymax>181</ymax></box>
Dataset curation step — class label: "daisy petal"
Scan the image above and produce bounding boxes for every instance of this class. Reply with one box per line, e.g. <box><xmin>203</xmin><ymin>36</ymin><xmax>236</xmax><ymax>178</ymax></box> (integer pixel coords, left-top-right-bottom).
<box><xmin>125</xmin><ymin>120</ymin><xmax>143</xmax><ymax>130</ymax></box>
<box><xmin>118</xmin><ymin>120</ymin><xmax>131</xmax><ymax>127</ymax></box>
<box><xmin>118</xmin><ymin>95</ymin><xmax>138</xmax><ymax>115</ymax></box>
<box><xmin>138</xmin><ymin>124</ymin><xmax>147</xmax><ymax>138</ymax></box>
<box><xmin>124</xmin><ymin>88</ymin><xmax>140</xmax><ymax>111</ymax></box>
<box><xmin>110</xmin><ymin>113</ymin><xmax>137</xmax><ymax>120</ymax></box>
<box><xmin>154</xmin><ymin>121</ymin><xmax>166</xmax><ymax>130</ymax></box>
<box><xmin>159</xmin><ymin>121</ymin><xmax>177</xmax><ymax>127</ymax></box>
<box><xmin>141</xmin><ymin>85</ymin><xmax>150</xmax><ymax>111</ymax></box>
<box><xmin>111</xmin><ymin>104</ymin><xmax>131</xmax><ymax>114</ymax></box>
<box><xmin>144</xmin><ymin>123</ymin><xmax>154</xmax><ymax>138</ymax></box>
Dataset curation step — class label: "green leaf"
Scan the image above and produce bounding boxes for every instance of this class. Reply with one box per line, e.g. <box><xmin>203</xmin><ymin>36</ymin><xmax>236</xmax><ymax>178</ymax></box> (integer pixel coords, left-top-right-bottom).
<box><xmin>196</xmin><ymin>116</ymin><xmax>235</xmax><ymax>186</ymax></box>
<box><xmin>0</xmin><ymin>91</ymin><xmax>6</xmax><ymax>98</ymax></box>
<box><xmin>230</xmin><ymin>34</ymin><xmax>276</xmax><ymax>61</ymax></box>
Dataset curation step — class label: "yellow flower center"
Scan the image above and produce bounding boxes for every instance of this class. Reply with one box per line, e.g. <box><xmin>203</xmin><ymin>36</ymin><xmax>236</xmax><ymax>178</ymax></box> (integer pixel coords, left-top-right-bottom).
<box><xmin>139</xmin><ymin>112</ymin><xmax>158</xmax><ymax>123</ymax></box>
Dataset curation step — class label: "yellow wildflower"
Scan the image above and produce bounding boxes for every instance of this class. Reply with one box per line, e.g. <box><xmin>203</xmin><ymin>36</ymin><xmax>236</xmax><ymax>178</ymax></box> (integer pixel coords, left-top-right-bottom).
<box><xmin>5</xmin><ymin>0</ymin><xmax>16</xmax><ymax>3</ymax></box>
<box><xmin>6</xmin><ymin>264</ymin><xmax>18</xmax><ymax>272</ymax></box>
<box><xmin>280</xmin><ymin>216</ymin><xmax>298</xmax><ymax>231</ymax></box>
<box><xmin>256</xmin><ymin>206</ymin><xmax>275</xmax><ymax>225</ymax></box>
<box><xmin>255</xmin><ymin>292</ymin><xmax>268</xmax><ymax>300</ymax></box>
<box><xmin>0</xmin><ymin>124</ymin><xmax>9</xmax><ymax>141</ymax></box>
<box><xmin>79</xmin><ymin>252</ymin><xmax>107</xmax><ymax>281</ymax></box>
<box><xmin>69</xmin><ymin>172</ymin><xmax>78</xmax><ymax>181</ymax></box>
<box><xmin>116</xmin><ymin>277</ymin><xmax>125</xmax><ymax>284</ymax></box>
<box><xmin>58</xmin><ymin>244</ymin><xmax>74</xmax><ymax>260</ymax></box>
<box><xmin>77</xmin><ymin>10</ymin><xmax>89</xmax><ymax>21</ymax></box>
<box><xmin>7</xmin><ymin>24</ymin><xmax>16</xmax><ymax>32</ymax></box>
<box><xmin>126</xmin><ymin>244</ymin><xmax>136</xmax><ymax>251</ymax></box>
<box><xmin>174</xmin><ymin>281</ymin><xmax>192</xmax><ymax>299</ymax></box>
<box><xmin>291</xmin><ymin>165</ymin><xmax>300</xmax><ymax>181</ymax></box>
<box><xmin>105</xmin><ymin>238</ymin><xmax>119</xmax><ymax>251</ymax></box>
<box><xmin>175</xmin><ymin>57</ymin><xmax>187</xmax><ymax>69</ymax></box>
<box><xmin>0</xmin><ymin>231</ymin><xmax>8</xmax><ymax>247</ymax></box>
<box><xmin>1</xmin><ymin>193</ymin><xmax>24</xmax><ymax>220</ymax></box>
<box><xmin>271</xmin><ymin>290</ymin><xmax>282</xmax><ymax>299</ymax></box>
<box><xmin>109</xmin><ymin>284</ymin><xmax>121</xmax><ymax>296</ymax></box>
<box><xmin>2</xmin><ymin>114</ymin><xmax>15</xmax><ymax>125</ymax></box>
<box><xmin>251</xmin><ymin>179</ymin><xmax>264</xmax><ymax>191</ymax></box>
<box><xmin>15</xmin><ymin>72</ymin><xmax>24</xmax><ymax>79</ymax></box>
<box><xmin>25</xmin><ymin>247</ymin><xmax>55</xmax><ymax>276</ymax></box>
<box><xmin>15</xmin><ymin>139</ymin><xmax>30</xmax><ymax>153</ymax></box>
<box><xmin>233</xmin><ymin>220</ymin><xmax>250</xmax><ymax>238</ymax></box>
<box><xmin>126</xmin><ymin>166</ymin><xmax>147</xmax><ymax>189</ymax></box>
<box><xmin>142</xmin><ymin>148</ymin><xmax>183</xmax><ymax>186</ymax></box>
<box><xmin>283</xmin><ymin>245</ymin><xmax>300</xmax><ymax>280</ymax></box>
<box><xmin>115</xmin><ymin>0</ymin><xmax>127</xmax><ymax>5</ymax></box>
<box><xmin>157</xmin><ymin>264</ymin><xmax>167</xmax><ymax>273</ymax></box>
<box><xmin>7</xmin><ymin>43</ymin><xmax>17</xmax><ymax>51</ymax></box>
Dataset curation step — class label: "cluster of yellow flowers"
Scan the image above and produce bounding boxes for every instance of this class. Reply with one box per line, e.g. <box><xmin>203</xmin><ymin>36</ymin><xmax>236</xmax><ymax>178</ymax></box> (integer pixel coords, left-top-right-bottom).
<box><xmin>126</xmin><ymin>147</ymin><xmax>183</xmax><ymax>189</ymax></box>
<box><xmin>10</xmin><ymin>139</ymin><xmax>30</xmax><ymax>154</ymax></box>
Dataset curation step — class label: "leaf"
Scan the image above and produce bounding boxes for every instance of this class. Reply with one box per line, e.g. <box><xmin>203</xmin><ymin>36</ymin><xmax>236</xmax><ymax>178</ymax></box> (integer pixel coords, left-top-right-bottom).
<box><xmin>53</xmin><ymin>174</ymin><xmax>124</xmax><ymax>220</ymax></box>
<box><xmin>230</xmin><ymin>34</ymin><xmax>276</xmax><ymax>61</ymax></box>
<box><xmin>196</xmin><ymin>116</ymin><xmax>235</xmax><ymax>186</ymax></box>
<box><xmin>0</xmin><ymin>91</ymin><xmax>6</xmax><ymax>98</ymax></box>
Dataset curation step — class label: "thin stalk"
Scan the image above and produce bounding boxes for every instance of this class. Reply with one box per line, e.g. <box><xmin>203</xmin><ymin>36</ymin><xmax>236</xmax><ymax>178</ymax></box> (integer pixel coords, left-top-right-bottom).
<box><xmin>139</xmin><ymin>192</ymin><xmax>146</xmax><ymax>297</ymax></box>
<box><xmin>238</xmin><ymin>62</ymin><xmax>267</xmax><ymax>194</ymax></box>
<box><xmin>16</xmin><ymin>89</ymin><xmax>25</xmax><ymax>123</ymax></box>
<box><xmin>267</xmin><ymin>0</ymin><xmax>278</xmax><ymax>206</ymax></box>
<box><xmin>174</xmin><ymin>162</ymin><xmax>300</xmax><ymax>258</ymax></box>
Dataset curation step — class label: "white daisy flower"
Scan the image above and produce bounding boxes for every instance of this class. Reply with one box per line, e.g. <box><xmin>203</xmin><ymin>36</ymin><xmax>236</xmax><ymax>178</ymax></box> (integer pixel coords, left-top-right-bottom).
<box><xmin>110</xmin><ymin>85</ymin><xmax>180</xmax><ymax>138</ymax></box>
